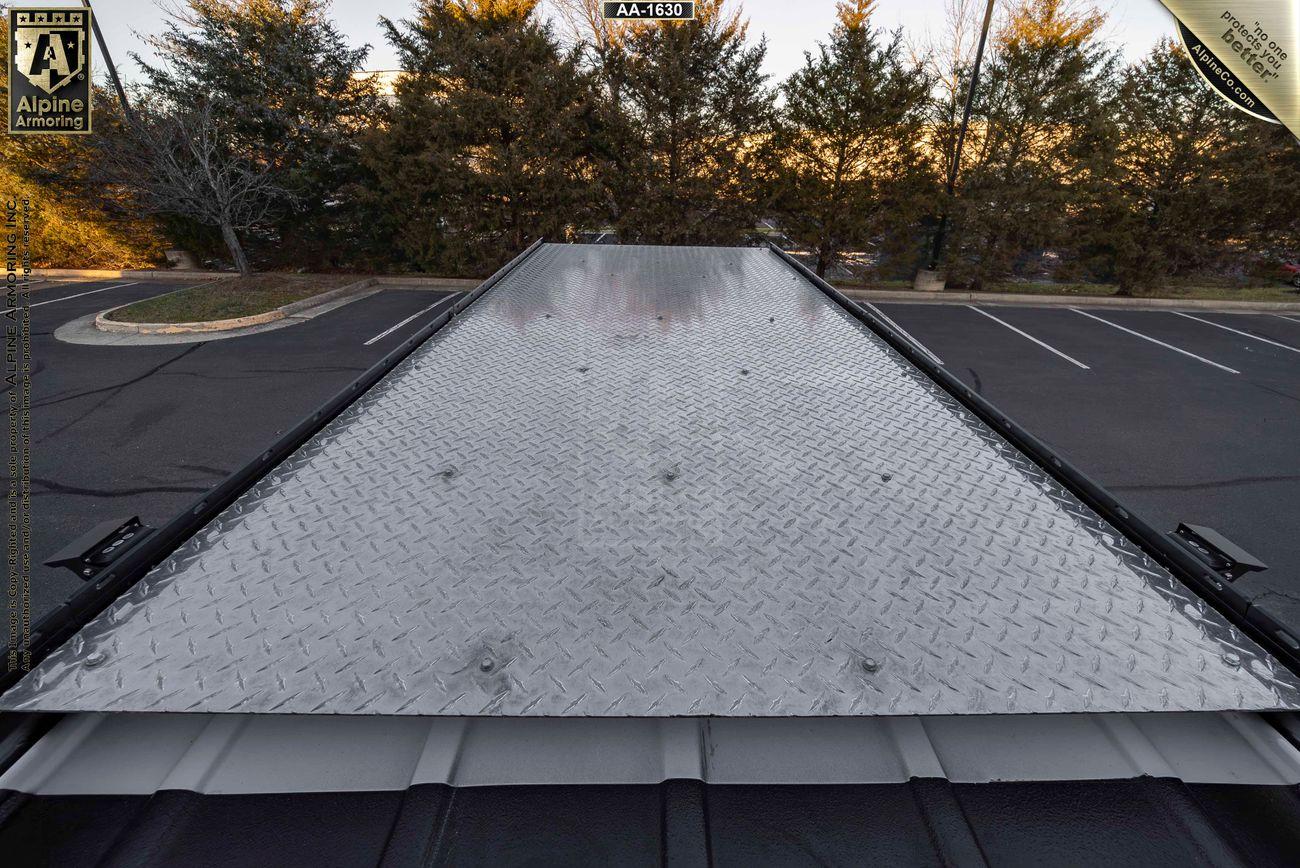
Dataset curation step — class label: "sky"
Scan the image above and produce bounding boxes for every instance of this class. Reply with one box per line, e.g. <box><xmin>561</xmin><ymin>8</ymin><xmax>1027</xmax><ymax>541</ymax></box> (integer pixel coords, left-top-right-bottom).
<box><xmin>69</xmin><ymin>0</ymin><xmax>1178</xmax><ymax>83</ymax></box>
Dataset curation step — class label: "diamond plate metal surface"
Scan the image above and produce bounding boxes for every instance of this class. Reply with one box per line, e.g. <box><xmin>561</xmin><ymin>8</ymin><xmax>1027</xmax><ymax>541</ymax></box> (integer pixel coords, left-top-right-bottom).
<box><xmin>7</xmin><ymin>244</ymin><xmax>1300</xmax><ymax>715</ymax></box>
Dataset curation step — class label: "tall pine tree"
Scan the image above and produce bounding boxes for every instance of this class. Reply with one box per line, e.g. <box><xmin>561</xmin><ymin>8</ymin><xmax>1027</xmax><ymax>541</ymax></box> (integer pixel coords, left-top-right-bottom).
<box><xmin>601</xmin><ymin>0</ymin><xmax>776</xmax><ymax>244</ymax></box>
<box><xmin>943</xmin><ymin>0</ymin><xmax>1118</xmax><ymax>288</ymax></box>
<box><xmin>775</xmin><ymin>0</ymin><xmax>935</xmax><ymax>277</ymax></box>
<box><xmin>364</xmin><ymin>0</ymin><xmax>604</xmax><ymax>274</ymax></box>
<box><xmin>1092</xmin><ymin>40</ymin><xmax>1300</xmax><ymax>293</ymax></box>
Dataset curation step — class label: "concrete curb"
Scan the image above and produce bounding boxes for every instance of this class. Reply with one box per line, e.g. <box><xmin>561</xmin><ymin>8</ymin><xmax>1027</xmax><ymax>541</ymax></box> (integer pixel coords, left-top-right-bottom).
<box><xmin>839</xmin><ymin>287</ymin><xmax>1300</xmax><ymax>313</ymax></box>
<box><xmin>36</xmin><ymin>268</ymin><xmax>485</xmax><ymax>287</ymax></box>
<box><xmin>372</xmin><ymin>275</ymin><xmax>480</xmax><ymax>288</ymax></box>
<box><xmin>38</xmin><ymin>267</ymin><xmax>230</xmax><ymax>281</ymax></box>
<box><xmin>95</xmin><ymin>277</ymin><xmax>377</xmax><ymax>335</ymax></box>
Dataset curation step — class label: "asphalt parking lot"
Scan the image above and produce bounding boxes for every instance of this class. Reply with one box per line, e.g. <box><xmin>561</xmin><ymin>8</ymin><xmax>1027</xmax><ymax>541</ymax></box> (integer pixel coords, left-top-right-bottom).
<box><xmin>875</xmin><ymin>301</ymin><xmax>1300</xmax><ymax>630</ymax></box>
<box><xmin>5</xmin><ymin>279</ymin><xmax>460</xmax><ymax>624</ymax></box>
<box><xmin>5</xmin><ymin>278</ymin><xmax>1300</xmax><ymax>643</ymax></box>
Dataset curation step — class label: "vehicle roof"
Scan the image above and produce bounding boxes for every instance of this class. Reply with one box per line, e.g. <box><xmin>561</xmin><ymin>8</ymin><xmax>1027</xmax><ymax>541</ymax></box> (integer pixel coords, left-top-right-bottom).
<box><xmin>3</xmin><ymin>244</ymin><xmax>1297</xmax><ymax>716</ymax></box>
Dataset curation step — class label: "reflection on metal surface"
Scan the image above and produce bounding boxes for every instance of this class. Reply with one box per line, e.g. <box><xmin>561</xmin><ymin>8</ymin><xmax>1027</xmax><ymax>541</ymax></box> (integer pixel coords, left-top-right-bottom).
<box><xmin>4</xmin><ymin>244</ymin><xmax>1299</xmax><ymax>715</ymax></box>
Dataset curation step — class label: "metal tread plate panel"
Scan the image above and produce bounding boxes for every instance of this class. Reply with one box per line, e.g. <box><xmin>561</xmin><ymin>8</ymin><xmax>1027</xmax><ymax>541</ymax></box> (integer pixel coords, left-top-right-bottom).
<box><xmin>5</xmin><ymin>244</ymin><xmax>1299</xmax><ymax>715</ymax></box>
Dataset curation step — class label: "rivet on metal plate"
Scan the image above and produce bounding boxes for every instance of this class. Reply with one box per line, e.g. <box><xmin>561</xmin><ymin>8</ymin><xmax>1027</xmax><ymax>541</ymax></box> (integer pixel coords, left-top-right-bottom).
<box><xmin>862</xmin><ymin>658</ymin><xmax>881</xmax><ymax>674</ymax></box>
<box><xmin>479</xmin><ymin>657</ymin><xmax>495</xmax><ymax>673</ymax></box>
<box><xmin>1222</xmin><ymin>652</ymin><xmax>1242</xmax><ymax>668</ymax></box>
<box><xmin>84</xmin><ymin>651</ymin><xmax>107</xmax><ymax>668</ymax></box>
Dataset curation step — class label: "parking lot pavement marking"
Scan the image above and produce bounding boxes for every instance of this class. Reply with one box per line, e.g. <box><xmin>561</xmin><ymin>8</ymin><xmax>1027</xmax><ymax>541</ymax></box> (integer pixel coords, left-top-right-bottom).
<box><xmin>1069</xmin><ymin>308</ymin><xmax>1240</xmax><ymax>374</ymax></box>
<box><xmin>363</xmin><ymin>293</ymin><xmax>461</xmax><ymax>346</ymax></box>
<box><xmin>1172</xmin><ymin>312</ymin><xmax>1300</xmax><ymax>354</ymax></box>
<box><xmin>1270</xmin><ymin>314</ymin><xmax>1300</xmax><ymax>324</ymax></box>
<box><xmin>966</xmin><ymin>305</ymin><xmax>1090</xmax><ymax>370</ymax></box>
<box><xmin>860</xmin><ymin>302</ymin><xmax>944</xmax><ymax>366</ymax></box>
<box><xmin>15</xmin><ymin>282</ymin><xmax>140</xmax><ymax>310</ymax></box>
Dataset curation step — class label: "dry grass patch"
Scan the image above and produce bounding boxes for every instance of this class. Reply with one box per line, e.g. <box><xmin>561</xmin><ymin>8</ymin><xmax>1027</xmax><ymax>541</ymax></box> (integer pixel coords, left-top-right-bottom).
<box><xmin>105</xmin><ymin>274</ymin><xmax>357</xmax><ymax>323</ymax></box>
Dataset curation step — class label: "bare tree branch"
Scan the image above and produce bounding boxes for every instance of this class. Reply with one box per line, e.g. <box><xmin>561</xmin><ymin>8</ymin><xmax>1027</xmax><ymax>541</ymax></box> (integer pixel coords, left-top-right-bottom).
<box><xmin>98</xmin><ymin>99</ymin><xmax>291</xmax><ymax>275</ymax></box>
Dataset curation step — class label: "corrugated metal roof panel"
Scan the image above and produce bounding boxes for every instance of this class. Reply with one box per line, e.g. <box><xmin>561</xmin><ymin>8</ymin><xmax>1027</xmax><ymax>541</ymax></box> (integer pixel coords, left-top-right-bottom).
<box><xmin>4</xmin><ymin>779</ymin><xmax>1300</xmax><ymax>866</ymax></box>
<box><xmin>4</xmin><ymin>712</ymin><xmax>1299</xmax><ymax>794</ymax></box>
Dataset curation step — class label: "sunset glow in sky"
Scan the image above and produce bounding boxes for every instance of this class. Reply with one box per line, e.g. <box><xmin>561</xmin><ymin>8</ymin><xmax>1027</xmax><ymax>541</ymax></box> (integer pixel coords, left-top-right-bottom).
<box><xmin>86</xmin><ymin>0</ymin><xmax>1178</xmax><ymax>82</ymax></box>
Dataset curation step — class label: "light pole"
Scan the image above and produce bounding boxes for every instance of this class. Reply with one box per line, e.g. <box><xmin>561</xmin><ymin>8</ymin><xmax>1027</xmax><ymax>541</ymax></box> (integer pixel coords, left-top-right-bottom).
<box><xmin>81</xmin><ymin>0</ymin><xmax>134</xmax><ymax>122</ymax></box>
<box><xmin>922</xmin><ymin>0</ymin><xmax>996</xmax><ymax>281</ymax></box>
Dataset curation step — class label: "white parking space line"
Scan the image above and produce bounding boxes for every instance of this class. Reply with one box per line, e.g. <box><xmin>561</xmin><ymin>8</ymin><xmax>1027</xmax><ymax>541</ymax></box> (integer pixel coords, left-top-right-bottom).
<box><xmin>966</xmin><ymin>305</ymin><xmax>1089</xmax><ymax>370</ymax></box>
<box><xmin>1070</xmin><ymin>308</ymin><xmax>1239</xmax><ymax>374</ymax></box>
<box><xmin>862</xmin><ymin>302</ymin><xmax>944</xmax><ymax>366</ymax></box>
<box><xmin>1270</xmin><ymin>314</ymin><xmax>1300</xmax><ymax>324</ymax></box>
<box><xmin>1172</xmin><ymin>311</ymin><xmax>1300</xmax><ymax>354</ymax></box>
<box><xmin>9</xmin><ymin>282</ymin><xmax>140</xmax><ymax>311</ymax></box>
<box><xmin>363</xmin><ymin>294</ymin><xmax>460</xmax><ymax>346</ymax></box>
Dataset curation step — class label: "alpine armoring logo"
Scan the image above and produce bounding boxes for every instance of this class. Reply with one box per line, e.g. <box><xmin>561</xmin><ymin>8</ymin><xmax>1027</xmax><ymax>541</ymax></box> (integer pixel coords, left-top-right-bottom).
<box><xmin>7</xmin><ymin>8</ymin><xmax>94</xmax><ymax>134</ymax></box>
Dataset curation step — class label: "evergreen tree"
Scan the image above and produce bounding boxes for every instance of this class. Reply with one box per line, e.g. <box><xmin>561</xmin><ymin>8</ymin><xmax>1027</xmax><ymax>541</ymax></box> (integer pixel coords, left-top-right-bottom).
<box><xmin>1090</xmin><ymin>40</ymin><xmax>1268</xmax><ymax>293</ymax></box>
<box><xmin>944</xmin><ymin>0</ymin><xmax>1119</xmax><ymax>288</ymax></box>
<box><xmin>776</xmin><ymin>1</ymin><xmax>935</xmax><ymax>277</ymax></box>
<box><xmin>363</xmin><ymin>0</ymin><xmax>604</xmax><ymax>275</ymax></box>
<box><xmin>602</xmin><ymin>0</ymin><xmax>776</xmax><ymax>244</ymax></box>
<box><xmin>136</xmin><ymin>0</ymin><xmax>380</xmax><ymax>267</ymax></box>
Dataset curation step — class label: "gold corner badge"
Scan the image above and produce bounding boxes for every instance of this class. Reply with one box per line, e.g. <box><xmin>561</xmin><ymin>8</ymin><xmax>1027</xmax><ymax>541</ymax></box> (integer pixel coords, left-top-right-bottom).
<box><xmin>7</xmin><ymin>7</ymin><xmax>94</xmax><ymax>135</ymax></box>
<box><xmin>1159</xmin><ymin>1</ymin><xmax>1298</xmax><ymax>136</ymax></box>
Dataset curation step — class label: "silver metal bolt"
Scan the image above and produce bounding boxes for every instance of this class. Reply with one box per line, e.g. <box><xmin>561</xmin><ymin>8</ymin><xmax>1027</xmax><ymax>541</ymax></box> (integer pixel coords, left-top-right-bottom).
<box><xmin>862</xmin><ymin>658</ymin><xmax>880</xmax><ymax>673</ymax></box>
<box><xmin>1221</xmin><ymin>652</ymin><xmax>1241</xmax><ymax>668</ymax></box>
<box><xmin>85</xmin><ymin>650</ymin><xmax>107</xmax><ymax>668</ymax></box>
<box><xmin>479</xmin><ymin>657</ymin><xmax>494</xmax><ymax>673</ymax></box>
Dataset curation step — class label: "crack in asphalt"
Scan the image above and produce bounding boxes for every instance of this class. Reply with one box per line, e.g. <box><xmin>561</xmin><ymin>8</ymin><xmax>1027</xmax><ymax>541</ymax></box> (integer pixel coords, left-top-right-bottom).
<box><xmin>34</xmin><ymin>344</ymin><xmax>207</xmax><ymax>445</ymax></box>
<box><xmin>1252</xmin><ymin>382</ymin><xmax>1300</xmax><ymax>405</ymax></box>
<box><xmin>1250</xmin><ymin>589</ymin><xmax>1300</xmax><ymax>604</ymax></box>
<box><xmin>966</xmin><ymin>367</ymin><xmax>983</xmax><ymax>394</ymax></box>
<box><xmin>1110</xmin><ymin>473</ymin><xmax>1300</xmax><ymax>492</ymax></box>
<box><xmin>20</xmin><ymin>476</ymin><xmax>212</xmax><ymax>499</ymax></box>
<box><xmin>33</xmin><ymin>344</ymin><xmax>206</xmax><ymax>410</ymax></box>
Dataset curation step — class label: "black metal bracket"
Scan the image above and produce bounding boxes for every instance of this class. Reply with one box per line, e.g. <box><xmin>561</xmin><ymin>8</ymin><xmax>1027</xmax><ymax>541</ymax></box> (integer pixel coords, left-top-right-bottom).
<box><xmin>766</xmin><ymin>240</ymin><xmax>1300</xmax><ymax>677</ymax></box>
<box><xmin>43</xmin><ymin>517</ymin><xmax>154</xmax><ymax>580</ymax></box>
<box><xmin>1170</xmin><ymin>523</ymin><xmax>1267</xmax><ymax>582</ymax></box>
